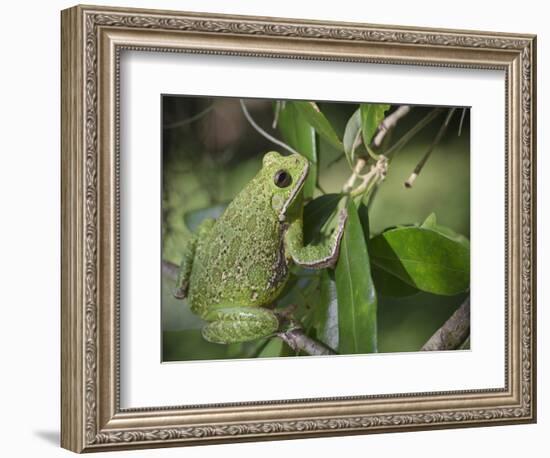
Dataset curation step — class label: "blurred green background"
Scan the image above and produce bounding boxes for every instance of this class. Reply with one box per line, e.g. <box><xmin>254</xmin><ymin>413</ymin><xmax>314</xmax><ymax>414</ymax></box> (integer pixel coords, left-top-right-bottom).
<box><xmin>161</xmin><ymin>96</ymin><xmax>470</xmax><ymax>362</ymax></box>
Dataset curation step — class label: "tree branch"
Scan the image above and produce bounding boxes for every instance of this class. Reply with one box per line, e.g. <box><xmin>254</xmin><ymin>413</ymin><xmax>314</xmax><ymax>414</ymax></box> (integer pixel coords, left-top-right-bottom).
<box><xmin>277</xmin><ymin>328</ymin><xmax>336</xmax><ymax>356</ymax></box>
<box><xmin>372</xmin><ymin>105</ymin><xmax>411</xmax><ymax>147</ymax></box>
<box><xmin>421</xmin><ymin>297</ymin><xmax>470</xmax><ymax>351</ymax></box>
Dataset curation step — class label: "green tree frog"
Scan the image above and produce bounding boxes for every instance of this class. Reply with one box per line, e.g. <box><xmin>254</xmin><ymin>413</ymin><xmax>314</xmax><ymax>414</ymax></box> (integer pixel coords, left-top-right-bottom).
<box><xmin>174</xmin><ymin>151</ymin><xmax>347</xmax><ymax>344</ymax></box>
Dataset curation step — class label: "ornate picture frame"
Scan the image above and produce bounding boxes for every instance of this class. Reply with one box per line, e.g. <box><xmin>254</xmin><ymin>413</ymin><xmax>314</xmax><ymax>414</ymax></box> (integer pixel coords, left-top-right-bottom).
<box><xmin>61</xmin><ymin>4</ymin><xmax>536</xmax><ymax>453</ymax></box>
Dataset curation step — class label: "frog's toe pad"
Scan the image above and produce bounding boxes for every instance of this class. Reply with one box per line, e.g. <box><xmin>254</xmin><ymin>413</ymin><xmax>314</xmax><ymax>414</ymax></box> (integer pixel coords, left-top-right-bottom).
<box><xmin>173</xmin><ymin>285</ymin><xmax>188</xmax><ymax>300</ymax></box>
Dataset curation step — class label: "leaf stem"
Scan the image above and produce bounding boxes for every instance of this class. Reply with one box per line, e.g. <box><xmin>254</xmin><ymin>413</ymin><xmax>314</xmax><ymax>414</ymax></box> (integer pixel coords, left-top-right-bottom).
<box><xmin>365</xmin><ymin>144</ymin><xmax>381</xmax><ymax>161</ymax></box>
<box><xmin>342</xmin><ymin>155</ymin><xmax>387</xmax><ymax>200</ymax></box>
<box><xmin>240</xmin><ymin>99</ymin><xmax>299</xmax><ymax>156</ymax></box>
<box><xmin>458</xmin><ymin>107</ymin><xmax>467</xmax><ymax>136</ymax></box>
<box><xmin>404</xmin><ymin>108</ymin><xmax>456</xmax><ymax>188</ymax></box>
<box><xmin>342</xmin><ymin>158</ymin><xmax>367</xmax><ymax>193</ymax></box>
<box><xmin>272</xmin><ymin>100</ymin><xmax>284</xmax><ymax>129</ymax></box>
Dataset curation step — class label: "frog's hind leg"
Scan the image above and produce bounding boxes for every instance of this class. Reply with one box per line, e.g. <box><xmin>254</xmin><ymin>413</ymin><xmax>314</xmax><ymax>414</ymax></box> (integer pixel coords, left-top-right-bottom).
<box><xmin>173</xmin><ymin>218</ymin><xmax>215</xmax><ymax>299</ymax></box>
<box><xmin>202</xmin><ymin>307</ymin><xmax>279</xmax><ymax>344</ymax></box>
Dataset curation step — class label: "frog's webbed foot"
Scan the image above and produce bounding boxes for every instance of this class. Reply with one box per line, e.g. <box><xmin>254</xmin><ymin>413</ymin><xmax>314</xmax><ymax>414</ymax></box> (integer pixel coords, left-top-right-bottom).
<box><xmin>202</xmin><ymin>307</ymin><xmax>279</xmax><ymax>344</ymax></box>
<box><xmin>173</xmin><ymin>282</ymin><xmax>188</xmax><ymax>300</ymax></box>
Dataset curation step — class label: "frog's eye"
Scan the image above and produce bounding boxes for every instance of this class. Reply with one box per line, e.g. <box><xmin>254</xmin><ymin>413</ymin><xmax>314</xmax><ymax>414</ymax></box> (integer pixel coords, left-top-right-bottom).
<box><xmin>274</xmin><ymin>169</ymin><xmax>292</xmax><ymax>188</ymax></box>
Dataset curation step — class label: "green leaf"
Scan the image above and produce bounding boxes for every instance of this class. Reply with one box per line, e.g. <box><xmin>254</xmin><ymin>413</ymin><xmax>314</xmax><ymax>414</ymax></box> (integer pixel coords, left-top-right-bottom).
<box><xmin>421</xmin><ymin>213</ymin><xmax>470</xmax><ymax>250</ymax></box>
<box><xmin>278</xmin><ymin>102</ymin><xmax>318</xmax><ymax>198</ymax></box>
<box><xmin>355</xmin><ymin>200</ymin><xmax>370</xmax><ymax>240</ymax></box>
<box><xmin>256</xmin><ymin>337</ymin><xmax>283</xmax><ymax>358</ymax></box>
<box><xmin>312</xmin><ymin>270</ymin><xmax>339</xmax><ymax>351</ymax></box>
<box><xmin>371</xmin><ymin>266</ymin><xmax>419</xmax><ymax>297</ymax></box>
<box><xmin>369</xmin><ymin>226</ymin><xmax>470</xmax><ymax>296</ymax></box>
<box><xmin>343</xmin><ymin>108</ymin><xmax>362</xmax><ymax>166</ymax></box>
<box><xmin>184</xmin><ymin>204</ymin><xmax>227</xmax><ymax>232</ymax></box>
<box><xmin>303</xmin><ymin>193</ymin><xmax>342</xmax><ymax>244</ymax></box>
<box><xmin>293</xmin><ymin>101</ymin><xmax>344</xmax><ymax>152</ymax></box>
<box><xmin>335</xmin><ymin>199</ymin><xmax>378</xmax><ymax>354</ymax></box>
<box><xmin>360</xmin><ymin>103</ymin><xmax>390</xmax><ymax>147</ymax></box>
<box><xmin>354</xmin><ymin>202</ymin><xmax>417</xmax><ymax>297</ymax></box>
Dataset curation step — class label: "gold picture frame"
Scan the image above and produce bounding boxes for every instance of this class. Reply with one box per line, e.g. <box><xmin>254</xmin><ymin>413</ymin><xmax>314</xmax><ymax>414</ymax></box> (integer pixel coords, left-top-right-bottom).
<box><xmin>61</xmin><ymin>4</ymin><xmax>537</xmax><ymax>453</ymax></box>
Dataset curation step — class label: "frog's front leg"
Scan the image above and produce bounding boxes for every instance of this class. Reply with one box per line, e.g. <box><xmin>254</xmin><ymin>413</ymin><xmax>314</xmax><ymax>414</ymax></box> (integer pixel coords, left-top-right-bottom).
<box><xmin>285</xmin><ymin>208</ymin><xmax>347</xmax><ymax>269</ymax></box>
<box><xmin>173</xmin><ymin>218</ymin><xmax>215</xmax><ymax>299</ymax></box>
<box><xmin>202</xmin><ymin>307</ymin><xmax>279</xmax><ymax>344</ymax></box>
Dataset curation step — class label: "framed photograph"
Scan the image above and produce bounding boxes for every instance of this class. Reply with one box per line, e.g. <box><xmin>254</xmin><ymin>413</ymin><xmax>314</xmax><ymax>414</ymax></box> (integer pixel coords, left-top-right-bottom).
<box><xmin>61</xmin><ymin>4</ymin><xmax>537</xmax><ymax>453</ymax></box>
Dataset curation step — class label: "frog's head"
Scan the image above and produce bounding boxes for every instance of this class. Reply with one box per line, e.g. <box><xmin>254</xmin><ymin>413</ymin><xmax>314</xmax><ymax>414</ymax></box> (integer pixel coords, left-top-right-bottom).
<box><xmin>261</xmin><ymin>151</ymin><xmax>309</xmax><ymax>222</ymax></box>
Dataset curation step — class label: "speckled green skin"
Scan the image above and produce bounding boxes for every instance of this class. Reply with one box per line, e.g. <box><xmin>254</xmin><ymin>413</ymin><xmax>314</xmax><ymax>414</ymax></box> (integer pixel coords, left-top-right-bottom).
<box><xmin>174</xmin><ymin>151</ymin><xmax>347</xmax><ymax>344</ymax></box>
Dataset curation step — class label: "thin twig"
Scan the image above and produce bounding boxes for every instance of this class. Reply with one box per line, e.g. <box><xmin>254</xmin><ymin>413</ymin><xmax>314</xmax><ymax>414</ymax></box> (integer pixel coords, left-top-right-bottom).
<box><xmin>385</xmin><ymin>108</ymin><xmax>444</xmax><ymax>158</ymax></box>
<box><xmin>351</xmin><ymin>156</ymin><xmax>388</xmax><ymax>197</ymax></box>
<box><xmin>277</xmin><ymin>328</ymin><xmax>336</xmax><ymax>356</ymax></box>
<box><xmin>372</xmin><ymin>105</ymin><xmax>411</xmax><ymax>147</ymax></box>
<box><xmin>342</xmin><ymin>154</ymin><xmax>388</xmax><ymax>198</ymax></box>
<box><xmin>272</xmin><ymin>101</ymin><xmax>283</xmax><ymax>129</ymax></box>
<box><xmin>328</xmin><ymin>106</ymin><xmax>412</xmax><ymax>168</ymax></box>
<box><xmin>405</xmin><ymin>108</ymin><xmax>456</xmax><ymax>188</ymax></box>
<box><xmin>240</xmin><ymin>99</ymin><xmax>298</xmax><ymax>155</ymax></box>
<box><xmin>458</xmin><ymin>107</ymin><xmax>467</xmax><ymax>136</ymax></box>
<box><xmin>163</xmin><ymin>104</ymin><xmax>214</xmax><ymax>129</ymax></box>
<box><xmin>421</xmin><ymin>297</ymin><xmax>470</xmax><ymax>351</ymax></box>
<box><xmin>342</xmin><ymin>158</ymin><xmax>367</xmax><ymax>193</ymax></box>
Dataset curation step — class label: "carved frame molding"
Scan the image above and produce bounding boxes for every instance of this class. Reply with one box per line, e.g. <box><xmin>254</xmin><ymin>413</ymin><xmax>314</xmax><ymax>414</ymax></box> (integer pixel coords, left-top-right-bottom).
<box><xmin>61</xmin><ymin>4</ymin><xmax>536</xmax><ymax>452</ymax></box>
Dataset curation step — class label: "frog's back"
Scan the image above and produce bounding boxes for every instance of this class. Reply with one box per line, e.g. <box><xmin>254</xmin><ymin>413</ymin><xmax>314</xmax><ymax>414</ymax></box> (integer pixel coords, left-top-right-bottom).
<box><xmin>188</xmin><ymin>182</ymin><xmax>289</xmax><ymax>318</ymax></box>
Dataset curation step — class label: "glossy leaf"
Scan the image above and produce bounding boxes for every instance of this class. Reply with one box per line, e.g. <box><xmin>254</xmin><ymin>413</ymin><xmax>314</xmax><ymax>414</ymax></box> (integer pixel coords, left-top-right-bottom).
<box><xmin>293</xmin><ymin>101</ymin><xmax>344</xmax><ymax>152</ymax></box>
<box><xmin>369</xmin><ymin>226</ymin><xmax>470</xmax><ymax>296</ymax></box>
<box><xmin>343</xmin><ymin>108</ymin><xmax>362</xmax><ymax>166</ymax></box>
<box><xmin>421</xmin><ymin>213</ymin><xmax>470</xmax><ymax>250</ymax></box>
<box><xmin>355</xmin><ymin>201</ymin><xmax>370</xmax><ymax>240</ymax></box>
<box><xmin>278</xmin><ymin>102</ymin><xmax>318</xmax><ymax>198</ymax></box>
<box><xmin>303</xmin><ymin>193</ymin><xmax>342</xmax><ymax>244</ymax></box>
<box><xmin>360</xmin><ymin>103</ymin><xmax>390</xmax><ymax>147</ymax></box>
<box><xmin>312</xmin><ymin>270</ymin><xmax>339</xmax><ymax>351</ymax></box>
<box><xmin>335</xmin><ymin>199</ymin><xmax>378</xmax><ymax>354</ymax></box>
<box><xmin>354</xmin><ymin>202</ymin><xmax>417</xmax><ymax>297</ymax></box>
